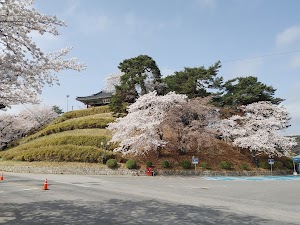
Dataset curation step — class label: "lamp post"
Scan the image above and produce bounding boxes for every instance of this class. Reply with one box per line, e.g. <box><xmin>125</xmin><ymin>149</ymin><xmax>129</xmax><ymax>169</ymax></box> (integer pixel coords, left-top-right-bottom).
<box><xmin>66</xmin><ymin>95</ymin><xmax>70</xmax><ymax>112</ymax></box>
<box><xmin>101</xmin><ymin>141</ymin><xmax>107</xmax><ymax>164</ymax></box>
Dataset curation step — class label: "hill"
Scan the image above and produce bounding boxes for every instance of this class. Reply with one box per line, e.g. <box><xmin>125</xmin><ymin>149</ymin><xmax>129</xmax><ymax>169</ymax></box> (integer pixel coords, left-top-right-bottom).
<box><xmin>0</xmin><ymin>106</ymin><xmax>115</xmax><ymax>163</ymax></box>
<box><xmin>0</xmin><ymin>106</ymin><xmax>296</xmax><ymax>172</ymax></box>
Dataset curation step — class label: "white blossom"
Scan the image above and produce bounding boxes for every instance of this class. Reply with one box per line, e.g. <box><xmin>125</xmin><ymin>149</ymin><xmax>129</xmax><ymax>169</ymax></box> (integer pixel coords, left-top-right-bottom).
<box><xmin>108</xmin><ymin>91</ymin><xmax>187</xmax><ymax>155</ymax></box>
<box><xmin>0</xmin><ymin>0</ymin><xmax>85</xmax><ymax>107</ymax></box>
<box><xmin>0</xmin><ymin>104</ymin><xmax>58</xmax><ymax>149</ymax></box>
<box><xmin>104</xmin><ymin>72</ymin><xmax>122</xmax><ymax>93</ymax></box>
<box><xmin>216</xmin><ymin>101</ymin><xmax>297</xmax><ymax>157</ymax></box>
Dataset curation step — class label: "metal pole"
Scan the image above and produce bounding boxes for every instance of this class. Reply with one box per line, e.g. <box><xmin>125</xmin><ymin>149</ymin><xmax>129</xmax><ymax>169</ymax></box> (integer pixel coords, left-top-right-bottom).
<box><xmin>66</xmin><ymin>95</ymin><xmax>70</xmax><ymax>112</ymax></box>
<box><xmin>293</xmin><ymin>159</ymin><xmax>296</xmax><ymax>175</ymax></box>
<box><xmin>270</xmin><ymin>164</ymin><xmax>272</xmax><ymax>176</ymax></box>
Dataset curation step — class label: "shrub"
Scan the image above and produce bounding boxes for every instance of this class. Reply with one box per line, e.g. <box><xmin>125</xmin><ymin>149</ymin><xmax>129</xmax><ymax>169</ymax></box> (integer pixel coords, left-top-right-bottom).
<box><xmin>201</xmin><ymin>162</ymin><xmax>209</xmax><ymax>169</ymax></box>
<box><xmin>106</xmin><ymin>159</ymin><xmax>117</xmax><ymax>169</ymax></box>
<box><xmin>180</xmin><ymin>160</ymin><xmax>191</xmax><ymax>169</ymax></box>
<box><xmin>259</xmin><ymin>162</ymin><xmax>270</xmax><ymax>169</ymax></box>
<box><xmin>126</xmin><ymin>159</ymin><xmax>137</xmax><ymax>169</ymax></box>
<box><xmin>274</xmin><ymin>161</ymin><xmax>284</xmax><ymax>170</ymax></box>
<box><xmin>25</xmin><ymin>117</ymin><xmax>115</xmax><ymax>141</ymax></box>
<box><xmin>53</xmin><ymin>106</ymin><xmax>111</xmax><ymax>123</ymax></box>
<box><xmin>219</xmin><ymin>161</ymin><xmax>232</xmax><ymax>170</ymax></box>
<box><xmin>0</xmin><ymin>145</ymin><xmax>113</xmax><ymax>163</ymax></box>
<box><xmin>282</xmin><ymin>158</ymin><xmax>294</xmax><ymax>170</ymax></box>
<box><xmin>240</xmin><ymin>163</ymin><xmax>249</xmax><ymax>170</ymax></box>
<box><xmin>162</xmin><ymin>160</ymin><xmax>170</xmax><ymax>168</ymax></box>
<box><xmin>146</xmin><ymin>161</ymin><xmax>153</xmax><ymax>167</ymax></box>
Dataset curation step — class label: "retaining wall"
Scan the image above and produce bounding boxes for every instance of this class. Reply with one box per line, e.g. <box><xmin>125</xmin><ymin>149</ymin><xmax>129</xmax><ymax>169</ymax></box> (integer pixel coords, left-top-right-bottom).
<box><xmin>0</xmin><ymin>165</ymin><xmax>292</xmax><ymax>176</ymax></box>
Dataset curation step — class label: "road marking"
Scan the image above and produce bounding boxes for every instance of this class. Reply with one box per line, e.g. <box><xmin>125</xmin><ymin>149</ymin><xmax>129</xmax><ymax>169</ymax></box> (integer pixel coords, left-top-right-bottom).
<box><xmin>74</xmin><ymin>184</ymin><xmax>91</xmax><ymax>188</ymax></box>
<box><xmin>189</xmin><ymin>186</ymin><xmax>210</xmax><ymax>189</ymax></box>
<box><xmin>55</xmin><ymin>180</ymin><xmax>91</xmax><ymax>188</ymax></box>
<box><xmin>204</xmin><ymin>176</ymin><xmax>300</xmax><ymax>181</ymax></box>
<box><xmin>4</xmin><ymin>181</ymin><xmax>41</xmax><ymax>191</ymax></box>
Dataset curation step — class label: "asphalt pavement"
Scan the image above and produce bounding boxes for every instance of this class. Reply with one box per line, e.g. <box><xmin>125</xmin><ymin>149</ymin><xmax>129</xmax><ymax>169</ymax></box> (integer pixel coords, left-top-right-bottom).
<box><xmin>0</xmin><ymin>172</ymin><xmax>299</xmax><ymax>225</ymax></box>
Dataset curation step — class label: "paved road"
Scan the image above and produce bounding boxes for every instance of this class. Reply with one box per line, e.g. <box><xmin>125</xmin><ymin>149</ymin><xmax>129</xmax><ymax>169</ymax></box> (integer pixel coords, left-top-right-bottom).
<box><xmin>0</xmin><ymin>173</ymin><xmax>299</xmax><ymax>225</ymax></box>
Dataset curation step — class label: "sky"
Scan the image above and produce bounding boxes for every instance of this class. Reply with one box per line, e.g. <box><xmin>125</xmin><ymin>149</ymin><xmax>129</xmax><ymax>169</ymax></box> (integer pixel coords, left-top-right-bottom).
<box><xmin>5</xmin><ymin>0</ymin><xmax>300</xmax><ymax>135</ymax></box>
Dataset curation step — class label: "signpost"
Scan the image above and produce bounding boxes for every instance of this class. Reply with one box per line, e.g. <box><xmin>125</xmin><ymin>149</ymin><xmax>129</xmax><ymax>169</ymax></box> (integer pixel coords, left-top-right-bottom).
<box><xmin>192</xmin><ymin>156</ymin><xmax>199</xmax><ymax>175</ymax></box>
<box><xmin>268</xmin><ymin>159</ymin><xmax>274</xmax><ymax>176</ymax></box>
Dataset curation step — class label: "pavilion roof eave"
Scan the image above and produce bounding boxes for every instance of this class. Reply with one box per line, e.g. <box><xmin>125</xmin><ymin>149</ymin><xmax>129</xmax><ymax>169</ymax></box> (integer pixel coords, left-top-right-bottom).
<box><xmin>76</xmin><ymin>91</ymin><xmax>113</xmax><ymax>101</ymax></box>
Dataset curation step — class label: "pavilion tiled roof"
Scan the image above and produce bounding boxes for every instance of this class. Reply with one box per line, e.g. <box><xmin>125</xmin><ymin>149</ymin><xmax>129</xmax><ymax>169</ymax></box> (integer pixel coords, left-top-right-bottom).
<box><xmin>76</xmin><ymin>91</ymin><xmax>113</xmax><ymax>101</ymax></box>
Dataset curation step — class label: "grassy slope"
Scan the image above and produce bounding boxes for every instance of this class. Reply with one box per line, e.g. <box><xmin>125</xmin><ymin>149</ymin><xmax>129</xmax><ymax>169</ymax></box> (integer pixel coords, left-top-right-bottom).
<box><xmin>0</xmin><ymin>106</ymin><xmax>115</xmax><ymax>163</ymax></box>
<box><xmin>0</xmin><ymin>105</ymin><xmax>296</xmax><ymax>171</ymax></box>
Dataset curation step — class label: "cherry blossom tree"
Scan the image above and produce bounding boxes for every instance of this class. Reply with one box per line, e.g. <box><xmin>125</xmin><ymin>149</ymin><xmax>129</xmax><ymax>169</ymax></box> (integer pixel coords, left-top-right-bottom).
<box><xmin>216</xmin><ymin>101</ymin><xmax>297</xmax><ymax>157</ymax></box>
<box><xmin>0</xmin><ymin>113</ymin><xmax>31</xmax><ymax>149</ymax></box>
<box><xmin>161</xmin><ymin>97</ymin><xmax>220</xmax><ymax>154</ymax></box>
<box><xmin>18</xmin><ymin>105</ymin><xmax>58</xmax><ymax>130</ymax></box>
<box><xmin>0</xmin><ymin>0</ymin><xmax>85</xmax><ymax>108</ymax></box>
<box><xmin>108</xmin><ymin>91</ymin><xmax>187</xmax><ymax>155</ymax></box>
<box><xmin>104</xmin><ymin>72</ymin><xmax>122</xmax><ymax>93</ymax></box>
<box><xmin>0</xmin><ymin>104</ymin><xmax>58</xmax><ymax>149</ymax></box>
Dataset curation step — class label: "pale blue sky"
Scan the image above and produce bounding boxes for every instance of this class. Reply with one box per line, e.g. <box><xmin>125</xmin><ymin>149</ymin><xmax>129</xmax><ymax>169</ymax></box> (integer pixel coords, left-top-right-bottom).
<box><xmin>9</xmin><ymin>0</ymin><xmax>300</xmax><ymax>134</ymax></box>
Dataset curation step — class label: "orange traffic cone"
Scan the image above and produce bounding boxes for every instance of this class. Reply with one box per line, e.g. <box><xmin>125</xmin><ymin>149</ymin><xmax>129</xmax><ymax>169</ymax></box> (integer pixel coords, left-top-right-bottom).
<box><xmin>43</xmin><ymin>179</ymin><xmax>49</xmax><ymax>190</ymax></box>
<box><xmin>0</xmin><ymin>173</ymin><xmax>3</xmax><ymax>180</ymax></box>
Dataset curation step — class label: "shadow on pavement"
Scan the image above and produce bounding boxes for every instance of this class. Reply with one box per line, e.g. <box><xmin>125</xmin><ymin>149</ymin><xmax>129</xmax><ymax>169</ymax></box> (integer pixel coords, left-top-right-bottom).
<box><xmin>0</xmin><ymin>199</ymin><xmax>288</xmax><ymax>225</ymax></box>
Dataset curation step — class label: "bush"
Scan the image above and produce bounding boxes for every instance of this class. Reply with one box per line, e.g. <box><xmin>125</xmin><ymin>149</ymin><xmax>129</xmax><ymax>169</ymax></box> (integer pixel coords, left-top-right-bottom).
<box><xmin>0</xmin><ymin>145</ymin><xmax>113</xmax><ymax>163</ymax></box>
<box><xmin>274</xmin><ymin>161</ymin><xmax>284</xmax><ymax>170</ymax></box>
<box><xmin>282</xmin><ymin>158</ymin><xmax>294</xmax><ymax>170</ymax></box>
<box><xmin>162</xmin><ymin>160</ymin><xmax>170</xmax><ymax>168</ymax></box>
<box><xmin>53</xmin><ymin>106</ymin><xmax>111</xmax><ymax>123</ymax></box>
<box><xmin>201</xmin><ymin>162</ymin><xmax>209</xmax><ymax>169</ymax></box>
<box><xmin>25</xmin><ymin>117</ymin><xmax>115</xmax><ymax>141</ymax></box>
<box><xmin>106</xmin><ymin>159</ymin><xmax>117</xmax><ymax>169</ymax></box>
<box><xmin>219</xmin><ymin>161</ymin><xmax>232</xmax><ymax>170</ymax></box>
<box><xmin>259</xmin><ymin>162</ymin><xmax>270</xmax><ymax>169</ymax></box>
<box><xmin>146</xmin><ymin>161</ymin><xmax>153</xmax><ymax>167</ymax></box>
<box><xmin>126</xmin><ymin>159</ymin><xmax>137</xmax><ymax>169</ymax></box>
<box><xmin>240</xmin><ymin>163</ymin><xmax>249</xmax><ymax>170</ymax></box>
<box><xmin>180</xmin><ymin>160</ymin><xmax>191</xmax><ymax>169</ymax></box>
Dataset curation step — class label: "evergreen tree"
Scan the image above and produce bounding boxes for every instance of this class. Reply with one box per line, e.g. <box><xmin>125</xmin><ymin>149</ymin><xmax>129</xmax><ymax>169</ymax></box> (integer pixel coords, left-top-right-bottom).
<box><xmin>212</xmin><ymin>76</ymin><xmax>283</xmax><ymax>107</ymax></box>
<box><xmin>163</xmin><ymin>61</ymin><xmax>222</xmax><ymax>98</ymax></box>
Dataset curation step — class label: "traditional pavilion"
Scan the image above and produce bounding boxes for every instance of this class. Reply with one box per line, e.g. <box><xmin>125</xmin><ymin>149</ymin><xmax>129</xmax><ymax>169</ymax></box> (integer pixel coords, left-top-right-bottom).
<box><xmin>76</xmin><ymin>91</ymin><xmax>113</xmax><ymax>108</ymax></box>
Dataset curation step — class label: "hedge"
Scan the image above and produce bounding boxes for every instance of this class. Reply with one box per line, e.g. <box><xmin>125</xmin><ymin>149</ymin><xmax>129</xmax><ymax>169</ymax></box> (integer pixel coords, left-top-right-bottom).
<box><xmin>53</xmin><ymin>106</ymin><xmax>111</xmax><ymax>124</ymax></box>
<box><xmin>0</xmin><ymin>145</ymin><xmax>113</xmax><ymax>163</ymax></box>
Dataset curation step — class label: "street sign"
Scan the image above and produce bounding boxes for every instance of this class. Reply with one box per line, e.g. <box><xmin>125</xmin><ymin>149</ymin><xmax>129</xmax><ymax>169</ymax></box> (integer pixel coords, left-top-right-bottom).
<box><xmin>192</xmin><ymin>157</ymin><xmax>199</xmax><ymax>164</ymax></box>
<box><xmin>268</xmin><ymin>159</ymin><xmax>274</xmax><ymax>165</ymax></box>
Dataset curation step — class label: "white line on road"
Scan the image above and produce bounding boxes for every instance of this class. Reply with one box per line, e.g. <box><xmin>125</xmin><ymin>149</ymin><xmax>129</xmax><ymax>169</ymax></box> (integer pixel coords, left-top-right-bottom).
<box><xmin>55</xmin><ymin>180</ymin><xmax>91</xmax><ymax>188</ymax></box>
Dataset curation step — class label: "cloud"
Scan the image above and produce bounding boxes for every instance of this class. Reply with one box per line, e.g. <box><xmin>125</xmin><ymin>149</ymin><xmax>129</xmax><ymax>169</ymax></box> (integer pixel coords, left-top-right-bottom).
<box><xmin>195</xmin><ymin>0</ymin><xmax>217</xmax><ymax>9</ymax></box>
<box><xmin>276</xmin><ymin>25</ymin><xmax>300</xmax><ymax>48</ymax></box>
<box><xmin>60</xmin><ymin>0</ymin><xmax>111</xmax><ymax>35</ymax></box>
